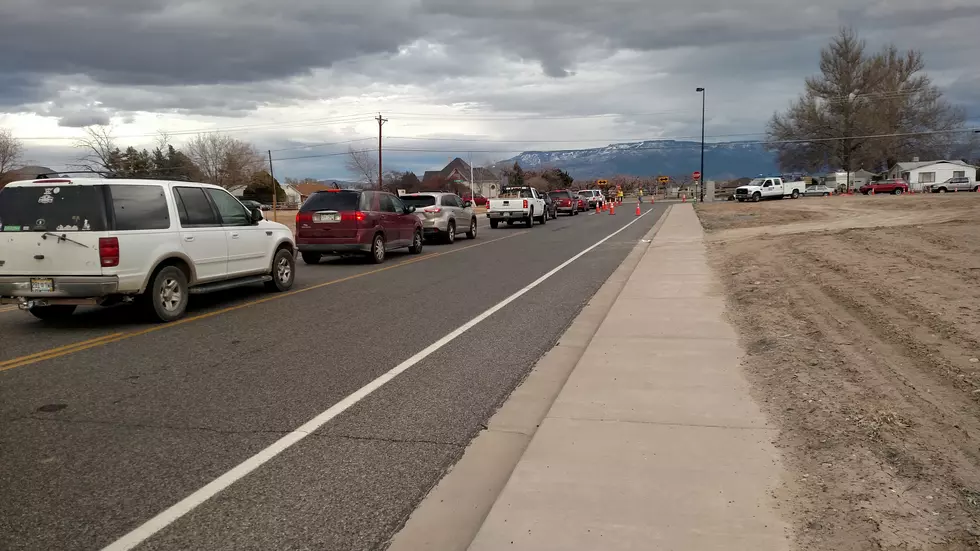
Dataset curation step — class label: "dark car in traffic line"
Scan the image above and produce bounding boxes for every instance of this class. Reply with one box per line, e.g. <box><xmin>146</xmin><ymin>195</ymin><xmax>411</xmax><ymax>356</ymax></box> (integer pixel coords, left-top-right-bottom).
<box><xmin>296</xmin><ymin>189</ymin><xmax>423</xmax><ymax>264</ymax></box>
<box><xmin>548</xmin><ymin>190</ymin><xmax>579</xmax><ymax>216</ymax></box>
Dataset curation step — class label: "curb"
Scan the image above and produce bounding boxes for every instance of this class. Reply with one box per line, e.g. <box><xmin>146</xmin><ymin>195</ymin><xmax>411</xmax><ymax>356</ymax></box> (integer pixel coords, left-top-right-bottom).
<box><xmin>385</xmin><ymin>205</ymin><xmax>673</xmax><ymax>551</ymax></box>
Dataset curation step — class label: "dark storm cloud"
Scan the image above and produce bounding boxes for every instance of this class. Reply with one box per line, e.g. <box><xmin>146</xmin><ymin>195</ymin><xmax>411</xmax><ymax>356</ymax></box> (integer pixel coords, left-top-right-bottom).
<box><xmin>0</xmin><ymin>0</ymin><xmax>422</xmax><ymax>87</ymax></box>
<box><xmin>57</xmin><ymin>111</ymin><xmax>113</xmax><ymax>128</ymax></box>
<box><xmin>1</xmin><ymin>0</ymin><xmax>978</xmax><ymax>122</ymax></box>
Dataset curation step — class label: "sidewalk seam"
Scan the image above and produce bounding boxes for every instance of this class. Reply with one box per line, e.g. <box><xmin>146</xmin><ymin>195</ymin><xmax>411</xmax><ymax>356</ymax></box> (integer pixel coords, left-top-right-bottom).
<box><xmin>544</xmin><ymin>416</ymin><xmax>780</xmax><ymax>431</ymax></box>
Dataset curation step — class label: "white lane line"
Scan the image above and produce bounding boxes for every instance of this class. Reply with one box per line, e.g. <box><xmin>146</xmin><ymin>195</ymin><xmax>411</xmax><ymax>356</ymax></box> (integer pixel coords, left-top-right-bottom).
<box><xmin>101</xmin><ymin>208</ymin><xmax>655</xmax><ymax>551</ymax></box>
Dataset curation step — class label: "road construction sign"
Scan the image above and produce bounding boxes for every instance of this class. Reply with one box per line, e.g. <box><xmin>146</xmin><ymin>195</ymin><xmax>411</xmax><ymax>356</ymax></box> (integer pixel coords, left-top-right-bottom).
<box><xmin>657</xmin><ymin>176</ymin><xmax>669</xmax><ymax>184</ymax></box>
<box><xmin>597</xmin><ymin>179</ymin><xmax>608</xmax><ymax>185</ymax></box>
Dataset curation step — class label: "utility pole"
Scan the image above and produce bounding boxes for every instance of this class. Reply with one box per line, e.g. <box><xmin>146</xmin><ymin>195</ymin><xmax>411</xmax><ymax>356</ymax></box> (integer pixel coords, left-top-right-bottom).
<box><xmin>696</xmin><ymin>87</ymin><xmax>706</xmax><ymax>202</ymax></box>
<box><xmin>469</xmin><ymin>152</ymin><xmax>475</xmax><ymax>203</ymax></box>
<box><xmin>267</xmin><ymin>149</ymin><xmax>277</xmax><ymax>222</ymax></box>
<box><xmin>376</xmin><ymin>113</ymin><xmax>388</xmax><ymax>190</ymax></box>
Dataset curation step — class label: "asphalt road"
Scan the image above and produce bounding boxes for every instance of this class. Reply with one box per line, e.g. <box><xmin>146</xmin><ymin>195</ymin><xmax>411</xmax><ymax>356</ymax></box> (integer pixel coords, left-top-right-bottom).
<box><xmin>0</xmin><ymin>202</ymin><xmax>668</xmax><ymax>551</ymax></box>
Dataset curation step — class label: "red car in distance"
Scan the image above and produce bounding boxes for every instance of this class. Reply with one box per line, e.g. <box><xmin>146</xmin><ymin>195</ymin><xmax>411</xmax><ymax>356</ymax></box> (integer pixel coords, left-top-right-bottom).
<box><xmin>859</xmin><ymin>179</ymin><xmax>909</xmax><ymax>195</ymax></box>
<box><xmin>461</xmin><ymin>194</ymin><xmax>488</xmax><ymax>206</ymax></box>
<box><xmin>548</xmin><ymin>190</ymin><xmax>580</xmax><ymax>216</ymax></box>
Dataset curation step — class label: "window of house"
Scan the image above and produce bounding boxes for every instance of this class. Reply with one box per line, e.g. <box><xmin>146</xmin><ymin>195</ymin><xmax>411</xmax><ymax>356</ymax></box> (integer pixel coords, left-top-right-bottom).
<box><xmin>953</xmin><ymin>171</ymin><xmax>965</xmax><ymax>178</ymax></box>
<box><xmin>918</xmin><ymin>172</ymin><xmax>935</xmax><ymax>184</ymax></box>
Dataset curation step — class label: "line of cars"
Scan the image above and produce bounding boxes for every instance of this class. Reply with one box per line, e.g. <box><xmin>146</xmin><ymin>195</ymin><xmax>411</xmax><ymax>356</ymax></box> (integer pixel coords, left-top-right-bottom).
<box><xmin>484</xmin><ymin>186</ymin><xmax>605</xmax><ymax>227</ymax></box>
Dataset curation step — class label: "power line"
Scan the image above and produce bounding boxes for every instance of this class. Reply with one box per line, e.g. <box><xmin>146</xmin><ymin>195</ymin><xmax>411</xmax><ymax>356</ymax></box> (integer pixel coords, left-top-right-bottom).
<box><xmin>268</xmin><ymin>137</ymin><xmax>375</xmax><ymax>153</ymax></box>
<box><xmin>384</xmin><ymin>131</ymin><xmax>769</xmax><ymax>144</ymax></box>
<box><xmin>382</xmin><ymin>108</ymin><xmax>699</xmax><ymax>121</ymax></box>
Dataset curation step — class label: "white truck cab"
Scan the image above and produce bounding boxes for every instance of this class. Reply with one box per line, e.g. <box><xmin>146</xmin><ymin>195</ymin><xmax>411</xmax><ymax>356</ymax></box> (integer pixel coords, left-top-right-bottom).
<box><xmin>734</xmin><ymin>177</ymin><xmax>806</xmax><ymax>202</ymax></box>
<box><xmin>0</xmin><ymin>176</ymin><xmax>296</xmax><ymax>322</ymax></box>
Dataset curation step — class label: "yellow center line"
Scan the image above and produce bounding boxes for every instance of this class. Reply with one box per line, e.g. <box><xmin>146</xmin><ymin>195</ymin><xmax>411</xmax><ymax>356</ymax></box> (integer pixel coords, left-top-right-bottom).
<box><xmin>0</xmin><ymin>231</ymin><xmax>527</xmax><ymax>373</ymax></box>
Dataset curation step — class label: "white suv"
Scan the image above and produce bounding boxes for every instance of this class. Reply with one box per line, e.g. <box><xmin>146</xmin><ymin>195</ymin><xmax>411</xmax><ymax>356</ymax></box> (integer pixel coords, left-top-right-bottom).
<box><xmin>0</xmin><ymin>176</ymin><xmax>296</xmax><ymax>322</ymax></box>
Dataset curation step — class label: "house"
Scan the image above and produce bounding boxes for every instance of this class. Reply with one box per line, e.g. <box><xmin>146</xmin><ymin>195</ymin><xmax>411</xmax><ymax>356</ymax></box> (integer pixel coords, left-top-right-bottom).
<box><xmin>818</xmin><ymin>169</ymin><xmax>877</xmax><ymax>191</ymax></box>
<box><xmin>292</xmin><ymin>182</ymin><xmax>340</xmax><ymax>202</ymax></box>
<box><xmin>887</xmin><ymin>160</ymin><xmax>978</xmax><ymax>192</ymax></box>
<box><xmin>421</xmin><ymin>158</ymin><xmax>502</xmax><ymax>197</ymax></box>
<box><xmin>228</xmin><ymin>184</ymin><xmax>248</xmax><ymax>198</ymax></box>
<box><xmin>281</xmin><ymin>184</ymin><xmax>302</xmax><ymax>206</ymax></box>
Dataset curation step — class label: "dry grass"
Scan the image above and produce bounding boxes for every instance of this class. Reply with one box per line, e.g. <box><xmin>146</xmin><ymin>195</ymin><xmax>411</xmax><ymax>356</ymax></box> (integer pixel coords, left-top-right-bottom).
<box><xmin>701</xmin><ymin>194</ymin><xmax>980</xmax><ymax>550</ymax></box>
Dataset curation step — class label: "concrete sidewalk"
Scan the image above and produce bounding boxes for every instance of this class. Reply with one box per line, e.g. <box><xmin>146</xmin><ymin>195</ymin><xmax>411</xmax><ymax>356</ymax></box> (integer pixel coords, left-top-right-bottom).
<box><xmin>467</xmin><ymin>204</ymin><xmax>790</xmax><ymax>551</ymax></box>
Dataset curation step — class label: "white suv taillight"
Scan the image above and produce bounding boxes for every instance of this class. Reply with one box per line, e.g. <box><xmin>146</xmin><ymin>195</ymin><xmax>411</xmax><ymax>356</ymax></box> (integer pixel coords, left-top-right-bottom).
<box><xmin>99</xmin><ymin>237</ymin><xmax>119</xmax><ymax>267</ymax></box>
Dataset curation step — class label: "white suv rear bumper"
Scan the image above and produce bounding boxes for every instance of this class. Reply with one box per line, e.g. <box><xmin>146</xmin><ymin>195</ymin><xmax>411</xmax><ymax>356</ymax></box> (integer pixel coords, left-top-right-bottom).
<box><xmin>0</xmin><ymin>275</ymin><xmax>120</xmax><ymax>300</ymax></box>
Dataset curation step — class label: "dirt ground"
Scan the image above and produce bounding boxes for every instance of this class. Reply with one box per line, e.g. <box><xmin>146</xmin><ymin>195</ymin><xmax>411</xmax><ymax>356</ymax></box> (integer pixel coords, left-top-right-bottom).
<box><xmin>698</xmin><ymin>194</ymin><xmax>980</xmax><ymax>550</ymax></box>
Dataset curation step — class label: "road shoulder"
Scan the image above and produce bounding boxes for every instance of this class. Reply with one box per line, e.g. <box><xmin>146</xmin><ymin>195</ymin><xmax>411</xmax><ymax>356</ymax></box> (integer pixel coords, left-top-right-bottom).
<box><xmin>385</xmin><ymin>206</ymin><xmax>672</xmax><ymax>551</ymax></box>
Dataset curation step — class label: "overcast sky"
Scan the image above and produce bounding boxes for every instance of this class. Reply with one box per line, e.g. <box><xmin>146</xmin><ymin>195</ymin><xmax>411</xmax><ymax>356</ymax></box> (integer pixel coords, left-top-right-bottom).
<box><xmin>2</xmin><ymin>0</ymin><xmax>978</xmax><ymax>180</ymax></box>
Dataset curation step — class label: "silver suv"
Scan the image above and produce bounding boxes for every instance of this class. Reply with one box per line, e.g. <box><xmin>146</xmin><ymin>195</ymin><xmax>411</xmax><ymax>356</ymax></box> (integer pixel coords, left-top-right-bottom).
<box><xmin>400</xmin><ymin>192</ymin><xmax>478</xmax><ymax>244</ymax></box>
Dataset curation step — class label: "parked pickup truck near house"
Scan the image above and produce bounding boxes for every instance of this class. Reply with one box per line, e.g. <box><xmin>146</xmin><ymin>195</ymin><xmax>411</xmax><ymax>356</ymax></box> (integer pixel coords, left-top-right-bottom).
<box><xmin>487</xmin><ymin>187</ymin><xmax>547</xmax><ymax>228</ymax></box>
<box><xmin>929</xmin><ymin>177</ymin><xmax>978</xmax><ymax>193</ymax></box>
<box><xmin>734</xmin><ymin>177</ymin><xmax>806</xmax><ymax>202</ymax></box>
<box><xmin>859</xmin><ymin>179</ymin><xmax>909</xmax><ymax>195</ymax></box>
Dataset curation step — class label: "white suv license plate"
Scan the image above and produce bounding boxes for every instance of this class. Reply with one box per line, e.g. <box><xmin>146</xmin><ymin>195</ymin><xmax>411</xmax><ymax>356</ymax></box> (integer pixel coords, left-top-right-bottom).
<box><xmin>31</xmin><ymin>278</ymin><xmax>54</xmax><ymax>293</ymax></box>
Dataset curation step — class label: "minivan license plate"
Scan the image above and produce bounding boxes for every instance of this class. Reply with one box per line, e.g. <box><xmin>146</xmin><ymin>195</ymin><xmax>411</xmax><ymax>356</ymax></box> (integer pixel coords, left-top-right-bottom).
<box><xmin>31</xmin><ymin>278</ymin><xmax>54</xmax><ymax>293</ymax></box>
<box><xmin>315</xmin><ymin>213</ymin><xmax>340</xmax><ymax>223</ymax></box>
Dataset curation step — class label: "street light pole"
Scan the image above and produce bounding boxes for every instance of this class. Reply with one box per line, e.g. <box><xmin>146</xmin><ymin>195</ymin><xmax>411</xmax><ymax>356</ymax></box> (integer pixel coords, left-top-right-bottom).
<box><xmin>696</xmin><ymin>87</ymin><xmax>705</xmax><ymax>202</ymax></box>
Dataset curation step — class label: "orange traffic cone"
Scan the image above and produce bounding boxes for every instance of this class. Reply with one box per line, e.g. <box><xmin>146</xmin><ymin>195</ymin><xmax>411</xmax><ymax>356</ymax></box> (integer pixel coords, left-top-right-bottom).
<box><xmin>595</xmin><ymin>202</ymin><xmax>600</xmax><ymax>213</ymax></box>
<box><xmin>682</xmin><ymin>194</ymin><xmax>687</xmax><ymax>202</ymax></box>
<box><xmin>635</xmin><ymin>203</ymin><xmax>641</xmax><ymax>216</ymax></box>
<box><xmin>609</xmin><ymin>202</ymin><xmax>615</xmax><ymax>215</ymax></box>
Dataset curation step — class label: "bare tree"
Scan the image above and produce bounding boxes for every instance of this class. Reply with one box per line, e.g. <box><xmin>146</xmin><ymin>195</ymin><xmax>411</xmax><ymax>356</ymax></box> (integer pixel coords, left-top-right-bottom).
<box><xmin>345</xmin><ymin>145</ymin><xmax>378</xmax><ymax>187</ymax></box>
<box><xmin>73</xmin><ymin>125</ymin><xmax>121</xmax><ymax>173</ymax></box>
<box><xmin>185</xmin><ymin>132</ymin><xmax>263</xmax><ymax>187</ymax></box>
<box><xmin>766</xmin><ymin>27</ymin><xmax>966</xmax><ymax>174</ymax></box>
<box><xmin>0</xmin><ymin>128</ymin><xmax>25</xmax><ymax>175</ymax></box>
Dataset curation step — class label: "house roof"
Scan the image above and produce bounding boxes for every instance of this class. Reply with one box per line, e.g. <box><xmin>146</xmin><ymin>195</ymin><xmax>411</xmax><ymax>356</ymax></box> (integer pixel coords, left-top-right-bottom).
<box><xmin>893</xmin><ymin>159</ymin><xmax>977</xmax><ymax>172</ymax></box>
<box><xmin>293</xmin><ymin>182</ymin><xmax>338</xmax><ymax>197</ymax></box>
<box><xmin>420</xmin><ymin>158</ymin><xmax>500</xmax><ymax>189</ymax></box>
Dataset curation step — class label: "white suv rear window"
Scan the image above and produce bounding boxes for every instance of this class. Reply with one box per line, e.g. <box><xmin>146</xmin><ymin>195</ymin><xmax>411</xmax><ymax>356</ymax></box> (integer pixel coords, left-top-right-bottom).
<box><xmin>0</xmin><ymin>185</ymin><xmax>107</xmax><ymax>232</ymax></box>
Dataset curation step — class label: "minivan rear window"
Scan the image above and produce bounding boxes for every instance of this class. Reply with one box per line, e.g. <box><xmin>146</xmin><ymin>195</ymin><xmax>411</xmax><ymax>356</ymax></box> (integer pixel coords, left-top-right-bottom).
<box><xmin>300</xmin><ymin>191</ymin><xmax>361</xmax><ymax>212</ymax></box>
<box><xmin>401</xmin><ymin>195</ymin><xmax>436</xmax><ymax>207</ymax></box>
<box><xmin>0</xmin><ymin>185</ymin><xmax>108</xmax><ymax>232</ymax></box>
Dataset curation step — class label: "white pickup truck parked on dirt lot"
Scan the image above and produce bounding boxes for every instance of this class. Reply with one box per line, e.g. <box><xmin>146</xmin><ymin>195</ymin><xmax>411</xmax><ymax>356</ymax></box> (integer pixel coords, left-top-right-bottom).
<box><xmin>487</xmin><ymin>187</ymin><xmax>548</xmax><ymax>228</ymax></box>
<box><xmin>734</xmin><ymin>177</ymin><xmax>806</xmax><ymax>202</ymax></box>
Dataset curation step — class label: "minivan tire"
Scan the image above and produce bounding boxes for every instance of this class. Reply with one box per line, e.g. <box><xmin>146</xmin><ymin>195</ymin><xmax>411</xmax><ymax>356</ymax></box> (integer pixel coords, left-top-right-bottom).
<box><xmin>301</xmin><ymin>252</ymin><xmax>321</xmax><ymax>265</ymax></box>
<box><xmin>409</xmin><ymin>229</ymin><xmax>423</xmax><ymax>254</ymax></box>
<box><xmin>146</xmin><ymin>265</ymin><xmax>189</xmax><ymax>323</ymax></box>
<box><xmin>29</xmin><ymin>305</ymin><xmax>77</xmax><ymax>321</ymax></box>
<box><xmin>265</xmin><ymin>248</ymin><xmax>295</xmax><ymax>292</ymax></box>
<box><xmin>370</xmin><ymin>233</ymin><xmax>386</xmax><ymax>264</ymax></box>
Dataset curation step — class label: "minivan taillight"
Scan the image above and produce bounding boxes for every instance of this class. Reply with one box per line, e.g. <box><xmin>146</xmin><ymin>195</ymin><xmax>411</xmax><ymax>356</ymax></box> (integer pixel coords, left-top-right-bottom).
<box><xmin>341</xmin><ymin>211</ymin><xmax>366</xmax><ymax>223</ymax></box>
<box><xmin>523</xmin><ymin>199</ymin><xmax>528</xmax><ymax>209</ymax></box>
<box><xmin>99</xmin><ymin>237</ymin><xmax>119</xmax><ymax>267</ymax></box>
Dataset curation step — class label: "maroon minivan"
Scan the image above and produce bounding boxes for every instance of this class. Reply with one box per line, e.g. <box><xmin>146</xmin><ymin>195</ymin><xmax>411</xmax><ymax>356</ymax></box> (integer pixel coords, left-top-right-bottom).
<box><xmin>296</xmin><ymin>190</ymin><xmax>423</xmax><ymax>264</ymax></box>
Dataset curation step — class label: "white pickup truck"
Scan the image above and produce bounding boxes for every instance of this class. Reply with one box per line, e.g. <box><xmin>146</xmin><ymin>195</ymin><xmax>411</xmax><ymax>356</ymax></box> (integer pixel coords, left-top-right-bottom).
<box><xmin>487</xmin><ymin>187</ymin><xmax>547</xmax><ymax>228</ymax></box>
<box><xmin>734</xmin><ymin>177</ymin><xmax>806</xmax><ymax>202</ymax></box>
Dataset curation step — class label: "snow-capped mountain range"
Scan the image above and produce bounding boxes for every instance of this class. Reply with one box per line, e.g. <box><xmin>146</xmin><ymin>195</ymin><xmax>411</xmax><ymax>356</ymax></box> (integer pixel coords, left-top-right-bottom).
<box><xmin>498</xmin><ymin>140</ymin><xmax>779</xmax><ymax>180</ymax></box>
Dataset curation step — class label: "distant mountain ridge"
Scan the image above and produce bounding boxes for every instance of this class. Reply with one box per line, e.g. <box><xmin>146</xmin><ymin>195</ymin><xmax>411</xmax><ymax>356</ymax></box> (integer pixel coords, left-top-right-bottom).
<box><xmin>498</xmin><ymin>140</ymin><xmax>779</xmax><ymax>180</ymax></box>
